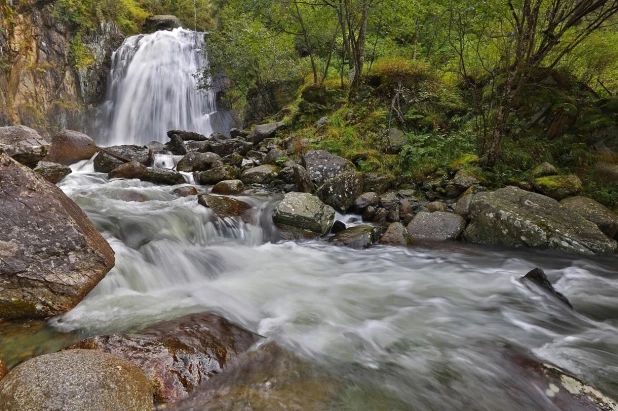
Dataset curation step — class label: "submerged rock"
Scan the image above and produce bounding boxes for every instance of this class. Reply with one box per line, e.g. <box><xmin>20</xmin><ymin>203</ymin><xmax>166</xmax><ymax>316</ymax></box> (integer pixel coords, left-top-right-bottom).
<box><xmin>0</xmin><ymin>350</ymin><xmax>153</xmax><ymax>411</ymax></box>
<box><xmin>407</xmin><ymin>212</ymin><xmax>467</xmax><ymax>242</ymax></box>
<box><xmin>0</xmin><ymin>153</ymin><xmax>114</xmax><ymax>319</ymax></box>
<box><xmin>0</xmin><ymin>125</ymin><xmax>49</xmax><ymax>168</ymax></box>
<box><xmin>316</xmin><ymin>171</ymin><xmax>363</xmax><ymax>213</ymax></box>
<box><xmin>198</xmin><ymin>194</ymin><xmax>253</xmax><ymax>219</ymax></box>
<box><xmin>44</xmin><ymin>130</ymin><xmax>98</xmax><ymax>166</ymax></box>
<box><xmin>532</xmin><ymin>174</ymin><xmax>582</xmax><ymax>200</ymax></box>
<box><xmin>302</xmin><ymin>150</ymin><xmax>355</xmax><ymax>186</ymax></box>
<box><xmin>173</xmin><ymin>186</ymin><xmax>199</xmax><ymax>197</ymax></box>
<box><xmin>329</xmin><ymin>225</ymin><xmax>375</xmax><ymax>249</ymax></box>
<box><xmin>273</xmin><ymin>192</ymin><xmax>335</xmax><ymax>238</ymax></box>
<box><xmin>560</xmin><ymin>196</ymin><xmax>618</xmax><ymax>238</ymax></box>
<box><xmin>34</xmin><ymin>161</ymin><xmax>72</xmax><ymax>184</ymax></box>
<box><xmin>212</xmin><ymin>180</ymin><xmax>245</xmax><ymax>195</ymax></box>
<box><xmin>94</xmin><ymin>145</ymin><xmax>150</xmax><ymax>173</ymax></box>
<box><xmin>70</xmin><ymin>313</ymin><xmax>260</xmax><ymax>403</ymax></box>
<box><xmin>521</xmin><ymin>268</ymin><xmax>573</xmax><ymax>309</ymax></box>
<box><xmin>463</xmin><ymin>186</ymin><xmax>616</xmax><ymax>255</ymax></box>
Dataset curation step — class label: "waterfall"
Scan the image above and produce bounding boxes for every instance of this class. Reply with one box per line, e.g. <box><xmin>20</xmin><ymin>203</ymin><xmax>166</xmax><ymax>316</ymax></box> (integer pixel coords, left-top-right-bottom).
<box><xmin>99</xmin><ymin>28</ymin><xmax>226</xmax><ymax>146</ymax></box>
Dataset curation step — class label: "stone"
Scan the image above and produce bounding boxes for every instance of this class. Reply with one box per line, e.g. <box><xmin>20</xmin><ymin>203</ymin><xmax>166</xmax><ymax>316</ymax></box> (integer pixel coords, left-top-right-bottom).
<box><xmin>222</xmin><ymin>152</ymin><xmax>244</xmax><ymax>168</ymax></box>
<box><xmin>34</xmin><ymin>161</ymin><xmax>72</xmax><ymax>184</ymax></box>
<box><xmin>407</xmin><ymin>212</ymin><xmax>467</xmax><ymax>242</ymax></box>
<box><xmin>241</xmin><ymin>165</ymin><xmax>280</xmax><ymax>184</ymax></box>
<box><xmin>426</xmin><ymin>201</ymin><xmax>448</xmax><ymax>212</ymax></box>
<box><xmin>453</xmin><ymin>169</ymin><xmax>481</xmax><ymax>189</ymax></box>
<box><xmin>385</xmin><ymin>127</ymin><xmax>408</xmax><ymax>154</ymax></box>
<box><xmin>532</xmin><ymin>174</ymin><xmax>582</xmax><ymax>200</ymax></box>
<box><xmin>69</xmin><ymin>313</ymin><xmax>260</xmax><ymax>403</ymax></box>
<box><xmin>167</xmin><ymin>130</ymin><xmax>208</xmax><ymax>141</ymax></box>
<box><xmin>0</xmin><ymin>350</ymin><xmax>153</xmax><ymax>411</ymax></box>
<box><xmin>176</xmin><ymin>152</ymin><xmax>221</xmax><ymax>172</ymax></box>
<box><xmin>593</xmin><ymin>162</ymin><xmax>618</xmax><ymax>187</ymax></box>
<box><xmin>530</xmin><ymin>161</ymin><xmax>558</xmax><ymax>179</ymax></box>
<box><xmin>113</xmin><ymin>191</ymin><xmax>148</xmax><ymax>202</ymax></box>
<box><xmin>362</xmin><ymin>172</ymin><xmax>392</xmax><ymax>193</ymax></box>
<box><xmin>302</xmin><ymin>150</ymin><xmax>355</xmax><ymax>186</ymax></box>
<box><xmin>93</xmin><ymin>145</ymin><xmax>150</xmax><ymax>173</ymax></box>
<box><xmin>353</xmin><ymin>192</ymin><xmax>380</xmax><ymax>212</ymax></box>
<box><xmin>44</xmin><ymin>130</ymin><xmax>98</xmax><ymax>166</ymax></box>
<box><xmin>173</xmin><ymin>186</ymin><xmax>198</xmax><ymax>197</ymax></box>
<box><xmin>379</xmin><ymin>222</ymin><xmax>412</xmax><ymax>246</ymax></box>
<box><xmin>109</xmin><ymin>162</ymin><xmax>186</xmax><ymax>185</ymax></box>
<box><xmin>521</xmin><ymin>268</ymin><xmax>573</xmax><ymax>309</ymax></box>
<box><xmin>362</xmin><ymin>206</ymin><xmax>377</xmax><ymax>222</ymax></box>
<box><xmin>108</xmin><ymin>161</ymin><xmax>147</xmax><ymax>179</ymax></box>
<box><xmin>209</xmin><ymin>139</ymin><xmax>252</xmax><ymax>157</ymax></box>
<box><xmin>212</xmin><ymin>180</ymin><xmax>245</xmax><ymax>195</ymax></box>
<box><xmin>195</xmin><ymin>165</ymin><xmax>237</xmax><ymax>185</ymax></box>
<box><xmin>0</xmin><ymin>153</ymin><xmax>114</xmax><ymax>319</ymax></box>
<box><xmin>279</xmin><ymin>166</ymin><xmax>296</xmax><ymax>184</ymax></box>
<box><xmin>264</xmin><ymin>148</ymin><xmax>286</xmax><ymax>165</ymax></box>
<box><xmin>230</xmin><ymin>128</ymin><xmax>249</xmax><ymax>139</ymax></box>
<box><xmin>167</xmin><ymin>134</ymin><xmax>187</xmax><ymax>155</ymax></box>
<box><xmin>198</xmin><ymin>194</ymin><xmax>253</xmax><ymax>219</ymax></box>
<box><xmin>0</xmin><ymin>125</ymin><xmax>49</xmax><ymax>168</ymax></box>
<box><xmin>209</xmin><ymin>133</ymin><xmax>229</xmax><ymax>142</ymax></box>
<box><xmin>293</xmin><ymin>164</ymin><xmax>315</xmax><ymax>193</ymax></box>
<box><xmin>185</xmin><ymin>140</ymin><xmax>211</xmax><ymax>153</ymax></box>
<box><xmin>331</xmin><ymin>221</ymin><xmax>347</xmax><ymax>234</ymax></box>
<box><xmin>316</xmin><ymin>171</ymin><xmax>363</xmax><ymax>213</ymax></box>
<box><xmin>144</xmin><ymin>15</ymin><xmax>182</xmax><ymax>32</ymax></box>
<box><xmin>329</xmin><ymin>225</ymin><xmax>375</xmax><ymax>249</ymax></box>
<box><xmin>560</xmin><ymin>196</ymin><xmax>618</xmax><ymax>238</ymax></box>
<box><xmin>249</xmin><ymin>122</ymin><xmax>285</xmax><ymax>144</ymax></box>
<box><xmin>273</xmin><ymin>192</ymin><xmax>335</xmax><ymax>237</ymax></box>
<box><xmin>463</xmin><ymin>186</ymin><xmax>616</xmax><ymax>255</ymax></box>
<box><xmin>246</xmin><ymin>150</ymin><xmax>266</xmax><ymax>163</ymax></box>
<box><xmin>0</xmin><ymin>360</ymin><xmax>7</xmax><ymax>380</ymax></box>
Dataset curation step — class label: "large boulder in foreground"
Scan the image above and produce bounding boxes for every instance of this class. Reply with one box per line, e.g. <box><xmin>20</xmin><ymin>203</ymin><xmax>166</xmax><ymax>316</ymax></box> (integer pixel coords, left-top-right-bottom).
<box><xmin>560</xmin><ymin>196</ymin><xmax>618</xmax><ymax>238</ymax></box>
<box><xmin>0</xmin><ymin>125</ymin><xmax>49</xmax><ymax>168</ymax></box>
<box><xmin>273</xmin><ymin>192</ymin><xmax>335</xmax><ymax>238</ymax></box>
<box><xmin>44</xmin><ymin>130</ymin><xmax>98</xmax><ymax>166</ymax></box>
<box><xmin>70</xmin><ymin>313</ymin><xmax>261</xmax><ymax>403</ymax></box>
<box><xmin>0</xmin><ymin>153</ymin><xmax>115</xmax><ymax>319</ymax></box>
<box><xmin>302</xmin><ymin>150</ymin><xmax>355</xmax><ymax>186</ymax></box>
<box><xmin>0</xmin><ymin>350</ymin><xmax>153</xmax><ymax>411</ymax></box>
<box><xmin>463</xmin><ymin>186</ymin><xmax>617</xmax><ymax>255</ymax></box>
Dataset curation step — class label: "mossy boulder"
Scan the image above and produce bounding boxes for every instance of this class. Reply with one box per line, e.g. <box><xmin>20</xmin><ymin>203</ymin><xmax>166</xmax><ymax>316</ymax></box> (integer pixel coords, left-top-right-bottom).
<box><xmin>195</xmin><ymin>165</ymin><xmax>237</xmax><ymax>185</ymax></box>
<box><xmin>448</xmin><ymin>153</ymin><xmax>479</xmax><ymax>173</ymax></box>
<box><xmin>329</xmin><ymin>225</ymin><xmax>375</xmax><ymax>249</ymax></box>
<box><xmin>240</xmin><ymin>165</ymin><xmax>280</xmax><ymax>184</ymax></box>
<box><xmin>34</xmin><ymin>161</ymin><xmax>72</xmax><ymax>184</ymax></box>
<box><xmin>530</xmin><ymin>162</ymin><xmax>558</xmax><ymax>179</ymax></box>
<box><xmin>560</xmin><ymin>196</ymin><xmax>618</xmax><ymax>238</ymax></box>
<box><xmin>212</xmin><ymin>180</ymin><xmax>245</xmax><ymax>195</ymax></box>
<box><xmin>532</xmin><ymin>175</ymin><xmax>582</xmax><ymax>200</ymax></box>
<box><xmin>273</xmin><ymin>192</ymin><xmax>335</xmax><ymax>238</ymax></box>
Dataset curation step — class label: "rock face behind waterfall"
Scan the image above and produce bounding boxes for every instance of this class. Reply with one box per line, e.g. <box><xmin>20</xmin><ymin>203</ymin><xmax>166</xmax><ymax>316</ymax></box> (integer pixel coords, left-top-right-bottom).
<box><xmin>0</xmin><ymin>153</ymin><xmax>114</xmax><ymax>319</ymax></box>
<box><xmin>463</xmin><ymin>186</ymin><xmax>617</xmax><ymax>255</ymax></box>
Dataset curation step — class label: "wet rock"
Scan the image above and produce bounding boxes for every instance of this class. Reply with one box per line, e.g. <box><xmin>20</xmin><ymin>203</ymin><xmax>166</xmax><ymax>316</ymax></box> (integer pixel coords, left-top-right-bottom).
<box><xmin>331</xmin><ymin>220</ymin><xmax>347</xmax><ymax>234</ymax></box>
<box><xmin>532</xmin><ymin>174</ymin><xmax>582</xmax><ymax>200</ymax></box>
<box><xmin>379</xmin><ymin>222</ymin><xmax>412</xmax><ymax>246</ymax></box>
<box><xmin>109</xmin><ymin>162</ymin><xmax>186</xmax><ymax>185</ymax></box>
<box><xmin>93</xmin><ymin>145</ymin><xmax>150</xmax><ymax>173</ymax></box>
<box><xmin>463</xmin><ymin>186</ymin><xmax>616</xmax><ymax>255</ymax></box>
<box><xmin>70</xmin><ymin>313</ymin><xmax>260</xmax><ymax>403</ymax></box>
<box><xmin>209</xmin><ymin>133</ymin><xmax>228</xmax><ymax>142</ymax></box>
<box><xmin>173</xmin><ymin>186</ymin><xmax>198</xmax><ymax>197</ymax></box>
<box><xmin>195</xmin><ymin>165</ymin><xmax>237</xmax><ymax>185</ymax></box>
<box><xmin>560</xmin><ymin>196</ymin><xmax>618</xmax><ymax>238</ymax></box>
<box><xmin>362</xmin><ymin>206</ymin><xmax>377</xmax><ymax>221</ymax></box>
<box><xmin>329</xmin><ymin>225</ymin><xmax>375</xmax><ymax>249</ymax></box>
<box><xmin>147</xmin><ymin>141</ymin><xmax>168</xmax><ymax>154</ymax></box>
<box><xmin>114</xmin><ymin>190</ymin><xmax>148</xmax><ymax>202</ymax></box>
<box><xmin>386</xmin><ymin>127</ymin><xmax>408</xmax><ymax>154</ymax></box>
<box><xmin>302</xmin><ymin>150</ymin><xmax>355</xmax><ymax>186</ymax></box>
<box><xmin>167</xmin><ymin>130</ymin><xmax>208</xmax><ymax>142</ymax></box>
<box><xmin>241</xmin><ymin>165</ymin><xmax>280</xmax><ymax>184</ymax></box>
<box><xmin>167</xmin><ymin>134</ymin><xmax>187</xmax><ymax>155</ymax></box>
<box><xmin>164</xmin><ymin>342</ymin><xmax>338</xmax><ymax>411</ymax></box>
<box><xmin>185</xmin><ymin>140</ymin><xmax>211</xmax><ymax>153</ymax></box>
<box><xmin>222</xmin><ymin>152</ymin><xmax>244</xmax><ymax>168</ymax></box>
<box><xmin>426</xmin><ymin>201</ymin><xmax>448</xmax><ymax>212</ymax></box>
<box><xmin>108</xmin><ymin>161</ymin><xmax>147</xmax><ymax>179</ymax></box>
<box><xmin>34</xmin><ymin>161</ymin><xmax>72</xmax><ymax>184</ymax></box>
<box><xmin>144</xmin><ymin>15</ymin><xmax>181</xmax><ymax>32</ymax></box>
<box><xmin>0</xmin><ymin>360</ymin><xmax>7</xmax><ymax>380</ymax></box>
<box><xmin>530</xmin><ymin>161</ymin><xmax>558</xmax><ymax>179</ymax></box>
<box><xmin>373</xmin><ymin>208</ymin><xmax>389</xmax><ymax>225</ymax></box>
<box><xmin>407</xmin><ymin>212</ymin><xmax>467</xmax><ymax>242</ymax></box>
<box><xmin>249</xmin><ymin>122</ymin><xmax>285</xmax><ymax>144</ymax></box>
<box><xmin>0</xmin><ymin>153</ymin><xmax>114</xmax><ymax>319</ymax></box>
<box><xmin>293</xmin><ymin>164</ymin><xmax>315</xmax><ymax>193</ymax></box>
<box><xmin>44</xmin><ymin>130</ymin><xmax>98</xmax><ymax>166</ymax></box>
<box><xmin>0</xmin><ymin>350</ymin><xmax>153</xmax><ymax>411</ymax></box>
<box><xmin>0</xmin><ymin>125</ymin><xmax>49</xmax><ymax>168</ymax></box>
<box><xmin>198</xmin><ymin>194</ymin><xmax>253</xmax><ymax>219</ymax></box>
<box><xmin>521</xmin><ymin>268</ymin><xmax>573</xmax><ymax>309</ymax></box>
<box><xmin>316</xmin><ymin>171</ymin><xmax>363</xmax><ymax>213</ymax></box>
<box><xmin>399</xmin><ymin>198</ymin><xmax>412</xmax><ymax>221</ymax></box>
<box><xmin>176</xmin><ymin>152</ymin><xmax>221</xmax><ymax>172</ymax></box>
<box><xmin>363</xmin><ymin>172</ymin><xmax>392</xmax><ymax>194</ymax></box>
<box><xmin>209</xmin><ymin>139</ymin><xmax>252</xmax><ymax>157</ymax></box>
<box><xmin>212</xmin><ymin>180</ymin><xmax>245</xmax><ymax>195</ymax></box>
<box><xmin>353</xmin><ymin>192</ymin><xmax>380</xmax><ymax>212</ymax></box>
<box><xmin>273</xmin><ymin>192</ymin><xmax>335</xmax><ymax>237</ymax></box>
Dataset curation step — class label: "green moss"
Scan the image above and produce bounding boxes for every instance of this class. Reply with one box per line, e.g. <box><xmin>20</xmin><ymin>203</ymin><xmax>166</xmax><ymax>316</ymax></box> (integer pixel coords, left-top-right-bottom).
<box><xmin>0</xmin><ymin>300</ymin><xmax>39</xmax><ymax>320</ymax></box>
<box><xmin>69</xmin><ymin>34</ymin><xmax>94</xmax><ymax>69</ymax></box>
<box><xmin>449</xmin><ymin>154</ymin><xmax>479</xmax><ymax>171</ymax></box>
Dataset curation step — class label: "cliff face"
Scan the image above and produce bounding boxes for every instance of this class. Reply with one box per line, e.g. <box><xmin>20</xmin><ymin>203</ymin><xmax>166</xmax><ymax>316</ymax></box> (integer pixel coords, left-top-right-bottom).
<box><xmin>0</xmin><ymin>1</ymin><xmax>124</xmax><ymax>137</ymax></box>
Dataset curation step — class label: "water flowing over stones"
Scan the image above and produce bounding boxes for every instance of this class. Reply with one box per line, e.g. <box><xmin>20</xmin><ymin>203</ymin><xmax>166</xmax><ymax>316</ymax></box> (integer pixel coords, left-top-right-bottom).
<box><xmin>100</xmin><ymin>29</ymin><xmax>226</xmax><ymax>146</ymax></box>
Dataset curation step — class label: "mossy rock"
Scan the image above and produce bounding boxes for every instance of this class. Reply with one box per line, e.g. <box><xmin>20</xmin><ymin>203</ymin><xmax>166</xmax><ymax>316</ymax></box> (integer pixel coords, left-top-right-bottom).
<box><xmin>0</xmin><ymin>301</ymin><xmax>39</xmax><ymax>320</ymax></box>
<box><xmin>532</xmin><ymin>175</ymin><xmax>582</xmax><ymax>200</ymax></box>
<box><xmin>448</xmin><ymin>154</ymin><xmax>479</xmax><ymax>173</ymax></box>
<box><xmin>530</xmin><ymin>162</ymin><xmax>558</xmax><ymax>179</ymax></box>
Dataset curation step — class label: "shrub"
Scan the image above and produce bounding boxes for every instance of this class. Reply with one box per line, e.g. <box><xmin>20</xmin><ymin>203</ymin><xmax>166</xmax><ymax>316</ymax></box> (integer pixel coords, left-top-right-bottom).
<box><xmin>370</xmin><ymin>57</ymin><xmax>432</xmax><ymax>88</ymax></box>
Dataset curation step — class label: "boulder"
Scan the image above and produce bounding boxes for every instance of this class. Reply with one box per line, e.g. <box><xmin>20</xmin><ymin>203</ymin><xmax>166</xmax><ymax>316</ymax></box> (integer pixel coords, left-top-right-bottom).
<box><xmin>246</xmin><ymin>150</ymin><xmax>266</xmax><ymax>164</ymax></box>
<box><xmin>463</xmin><ymin>186</ymin><xmax>616</xmax><ymax>255</ymax></box>
<box><xmin>353</xmin><ymin>192</ymin><xmax>380</xmax><ymax>212</ymax></box>
<box><xmin>198</xmin><ymin>194</ymin><xmax>253</xmax><ymax>219</ymax></box>
<box><xmin>273</xmin><ymin>193</ymin><xmax>335</xmax><ymax>237</ymax></box>
<box><xmin>426</xmin><ymin>201</ymin><xmax>448</xmax><ymax>212</ymax></box>
<box><xmin>167</xmin><ymin>130</ymin><xmax>208</xmax><ymax>142</ymax></box>
<box><xmin>293</xmin><ymin>164</ymin><xmax>315</xmax><ymax>193</ymax></box>
<box><xmin>185</xmin><ymin>140</ymin><xmax>211</xmax><ymax>153</ymax></box>
<box><xmin>109</xmin><ymin>162</ymin><xmax>186</xmax><ymax>185</ymax></box>
<box><xmin>560</xmin><ymin>196</ymin><xmax>618</xmax><ymax>238</ymax></box>
<box><xmin>316</xmin><ymin>171</ymin><xmax>363</xmax><ymax>213</ymax></box>
<box><xmin>108</xmin><ymin>161</ymin><xmax>147</xmax><ymax>179</ymax></box>
<box><xmin>521</xmin><ymin>268</ymin><xmax>573</xmax><ymax>309</ymax></box>
<box><xmin>222</xmin><ymin>152</ymin><xmax>244</xmax><ymax>168</ymax></box>
<box><xmin>593</xmin><ymin>162</ymin><xmax>618</xmax><ymax>187</ymax></box>
<box><xmin>212</xmin><ymin>180</ymin><xmax>245</xmax><ymax>195</ymax></box>
<box><xmin>331</xmin><ymin>220</ymin><xmax>347</xmax><ymax>234</ymax></box>
<box><xmin>385</xmin><ymin>127</ymin><xmax>407</xmax><ymax>154</ymax></box>
<box><xmin>530</xmin><ymin>161</ymin><xmax>558</xmax><ymax>179</ymax></box>
<box><xmin>249</xmin><ymin>122</ymin><xmax>285</xmax><ymax>145</ymax></box>
<box><xmin>532</xmin><ymin>174</ymin><xmax>582</xmax><ymax>200</ymax></box>
<box><xmin>144</xmin><ymin>15</ymin><xmax>181</xmax><ymax>32</ymax></box>
<box><xmin>379</xmin><ymin>222</ymin><xmax>412</xmax><ymax>246</ymax></box>
<box><xmin>328</xmin><ymin>225</ymin><xmax>375</xmax><ymax>249</ymax></box>
<box><xmin>93</xmin><ymin>145</ymin><xmax>150</xmax><ymax>173</ymax></box>
<box><xmin>362</xmin><ymin>172</ymin><xmax>392</xmax><ymax>193</ymax></box>
<box><xmin>34</xmin><ymin>161</ymin><xmax>72</xmax><ymax>184</ymax></box>
<box><xmin>69</xmin><ymin>313</ymin><xmax>260</xmax><ymax>403</ymax></box>
<box><xmin>230</xmin><ymin>128</ymin><xmax>249</xmax><ymax>139</ymax></box>
<box><xmin>173</xmin><ymin>186</ymin><xmax>198</xmax><ymax>197</ymax></box>
<box><xmin>0</xmin><ymin>125</ymin><xmax>49</xmax><ymax>168</ymax></box>
<box><xmin>176</xmin><ymin>152</ymin><xmax>221</xmax><ymax>172</ymax></box>
<box><xmin>240</xmin><ymin>165</ymin><xmax>280</xmax><ymax>185</ymax></box>
<box><xmin>166</xmin><ymin>134</ymin><xmax>187</xmax><ymax>155</ymax></box>
<box><xmin>279</xmin><ymin>166</ymin><xmax>296</xmax><ymax>184</ymax></box>
<box><xmin>0</xmin><ymin>153</ymin><xmax>114</xmax><ymax>319</ymax></box>
<box><xmin>264</xmin><ymin>148</ymin><xmax>286</xmax><ymax>165</ymax></box>
<box><xmin>195</xmin><ymin>165</ymin><xmax>237</xmax><ymax>185</ymax></box>
<box><xmin>0</xmin><ymin>350</ymin><xmax>153</xmax><ymax>411</ymax></box>
<box><xmin>452</xmin><ymin>169</ymin><xmax>481</xmax><ymax>190</ymax></box>
<box><xmin>209</xmin><ymin>139</ymin><xmax>252</xmax><ymax>157</ymax></box>
<box><xmin>407</xmin><ymin>212</ymin><xmax>467</xmax><ymax>242</ymax></box>
<box><xmin>44</xmin><ymin>130</ymin><xmax>98</xmax><ymax>166</ymax></box>
<box><xmin>302</xmin><ymin>150</ymin><xmax>355</xmax><ymax>186</ymax></box>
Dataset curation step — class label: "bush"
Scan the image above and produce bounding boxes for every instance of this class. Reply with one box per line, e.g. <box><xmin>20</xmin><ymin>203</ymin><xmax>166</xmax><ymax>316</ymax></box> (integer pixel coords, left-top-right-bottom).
<box><xmin>370</xmin><ymin>57</ymin><xmax>432</xmax><ymax>88</ymax></box>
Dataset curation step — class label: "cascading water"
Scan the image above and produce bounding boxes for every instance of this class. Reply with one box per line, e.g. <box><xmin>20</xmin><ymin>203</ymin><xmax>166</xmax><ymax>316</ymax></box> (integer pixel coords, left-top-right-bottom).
<box><xmin>99</xmin><ymin>29</ymin><xmax>225</xmax><ymax>146</ymax></box>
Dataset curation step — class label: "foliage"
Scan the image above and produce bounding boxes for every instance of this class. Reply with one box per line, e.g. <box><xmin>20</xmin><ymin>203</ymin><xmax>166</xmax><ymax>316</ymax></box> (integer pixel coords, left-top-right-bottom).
<box><xmin>69</xmin><ymin>33</ymin><xmax>95</xmax><ymax>69</ymax></box>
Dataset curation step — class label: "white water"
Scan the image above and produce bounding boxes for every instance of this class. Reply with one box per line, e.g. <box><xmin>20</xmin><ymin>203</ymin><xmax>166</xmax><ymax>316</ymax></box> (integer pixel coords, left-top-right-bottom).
<box><xmin>100</xmin><ymin>29</ymin><xmax>219</xmax><ymax>146</ymax></box>
<box><xmin>36</xmin><ymin>161</ymin><xmax>618</xmax><ymax>409</ymax></box>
